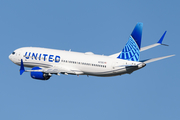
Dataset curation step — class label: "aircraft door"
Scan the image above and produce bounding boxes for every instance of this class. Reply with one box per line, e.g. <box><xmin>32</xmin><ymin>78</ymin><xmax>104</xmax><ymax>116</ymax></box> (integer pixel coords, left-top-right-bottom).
<box><xmin>112</xmin><ymin>61</ymin><xmax>120</xmax><ymax>73</ymax></box>
<box><xmin>112</xmin><ymin>61</ymin><xmax>125</xmax><ymax>73</ymax></box>
<box><xmin>112</xmin><ymin>61</ymin><xmax>118</xmax><ymax>69</ymax></box>
<box><xmin>17</xmin><ymin>52</ymin><xmax>21</xmax><ymax>61</ymax></box>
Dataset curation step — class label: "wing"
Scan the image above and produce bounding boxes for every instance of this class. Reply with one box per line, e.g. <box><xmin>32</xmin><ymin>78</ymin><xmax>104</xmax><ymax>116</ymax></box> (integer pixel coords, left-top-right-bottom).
<box><xmin>42</xmin><ymin>66</ymin><xmax>84</xmax><ymax>75</ymax></box>
<box><xmin>20</xmin><ymin>59</ymin><xmax>83</xmax><ymax>75</ymax></box>
<box><xmin>140</xmin><ymin>31</ymin><xmax>168</xmax><ymax>52</ymax></box>
<box><xmin>140</xmin><ymin>43</ymin><xmax>161</xmax><ymax>52</ymax></box>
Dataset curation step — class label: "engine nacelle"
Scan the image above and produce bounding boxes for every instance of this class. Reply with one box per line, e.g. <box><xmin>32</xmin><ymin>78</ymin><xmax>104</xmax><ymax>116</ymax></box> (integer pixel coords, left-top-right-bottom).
<box><xmin>30</xmin><ymin>67</ymin><xmax>51</xmax><ymax>80</ymax></box>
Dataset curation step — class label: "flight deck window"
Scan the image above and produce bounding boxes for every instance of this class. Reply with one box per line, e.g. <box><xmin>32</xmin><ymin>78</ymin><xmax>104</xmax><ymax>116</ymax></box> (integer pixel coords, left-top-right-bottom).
<box><xmin>12</xmin><ymin>52</ymin><xmax>15</xmax><ymax>55</ymax></box>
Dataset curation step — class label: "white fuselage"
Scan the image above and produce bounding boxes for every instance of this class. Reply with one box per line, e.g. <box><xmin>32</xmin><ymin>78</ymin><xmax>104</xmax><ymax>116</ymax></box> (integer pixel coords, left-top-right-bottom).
<box><xmin>9</xmin><ymin>47</ymin><xmax>145</xmax><ymax>77</ymax></box>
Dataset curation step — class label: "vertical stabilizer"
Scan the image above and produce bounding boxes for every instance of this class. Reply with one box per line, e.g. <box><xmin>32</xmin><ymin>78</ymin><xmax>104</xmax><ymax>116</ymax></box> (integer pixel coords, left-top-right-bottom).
<box><xmin>117</xmin><ymin>22</ymin><xmax>143</xmax><ymax>61</ymax></box>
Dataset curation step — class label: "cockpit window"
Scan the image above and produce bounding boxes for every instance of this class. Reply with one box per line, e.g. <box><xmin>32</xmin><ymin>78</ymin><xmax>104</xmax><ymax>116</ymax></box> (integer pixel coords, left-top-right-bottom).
<box><xmin>12</xmin><ymin>52</ymin><xmax>15</xmax><ymax>55</ymax></box>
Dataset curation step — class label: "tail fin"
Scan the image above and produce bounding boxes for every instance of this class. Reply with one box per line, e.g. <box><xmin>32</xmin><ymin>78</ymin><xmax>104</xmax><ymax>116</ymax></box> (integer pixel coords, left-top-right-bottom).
<box><xmin>117</xmin><ymin>22</ymin><xmax>143</xmax><ymax>61</ymax></box>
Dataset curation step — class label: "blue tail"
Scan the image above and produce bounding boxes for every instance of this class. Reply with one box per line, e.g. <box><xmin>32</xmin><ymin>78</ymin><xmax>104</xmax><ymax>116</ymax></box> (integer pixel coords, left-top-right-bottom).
<box><xmin>117</xmin><ymin>22</ymin><xmax>143</xmax><ymax>61</ymax></box>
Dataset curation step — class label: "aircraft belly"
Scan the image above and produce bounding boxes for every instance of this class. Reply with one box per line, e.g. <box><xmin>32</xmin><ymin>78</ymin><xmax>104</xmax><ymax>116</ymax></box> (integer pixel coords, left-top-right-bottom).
<box><xmin>83</xmin><ymin>67</ymin><xmax>127</xmax><ymax>77</ymax></box>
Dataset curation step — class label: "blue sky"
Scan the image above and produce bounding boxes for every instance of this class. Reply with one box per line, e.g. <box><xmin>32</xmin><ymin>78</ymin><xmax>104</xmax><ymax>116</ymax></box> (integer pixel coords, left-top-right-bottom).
<box><xmin>0</xmin><ymin>0</ymin><xmax>179</xmax><ymax>120</ymax></box>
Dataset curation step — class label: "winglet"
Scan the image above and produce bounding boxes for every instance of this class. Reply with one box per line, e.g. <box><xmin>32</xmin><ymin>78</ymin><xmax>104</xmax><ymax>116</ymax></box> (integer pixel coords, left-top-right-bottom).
<box><xmin>20</xmin><ymin>59</ymin><xmax>25</xmax><ymax>75</ymax></box>
<box><xmin>157</xmin><ymin>31</ymin><xmax>167</xmax><ymax>44</ymax></box>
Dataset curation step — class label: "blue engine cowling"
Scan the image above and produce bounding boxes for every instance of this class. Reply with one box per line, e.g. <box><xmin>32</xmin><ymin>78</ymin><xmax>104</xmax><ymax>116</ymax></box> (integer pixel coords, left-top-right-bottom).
<box><xmin>30</xmin><ymin>67</ymin><xmax>51</xmax><ymax>80</ymax></box>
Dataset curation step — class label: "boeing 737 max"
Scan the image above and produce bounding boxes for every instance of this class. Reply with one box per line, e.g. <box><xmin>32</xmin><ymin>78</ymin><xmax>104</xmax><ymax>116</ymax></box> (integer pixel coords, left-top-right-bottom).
<box><xmin>9</xmin><ymin>23</ymin><xmax>174</xmax><ymax>80</ymax></box>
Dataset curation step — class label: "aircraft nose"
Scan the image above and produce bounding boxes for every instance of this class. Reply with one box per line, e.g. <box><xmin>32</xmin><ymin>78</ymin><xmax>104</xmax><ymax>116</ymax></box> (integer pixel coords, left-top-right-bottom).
<box><xmin>9</xmin><ymin>54</ymin><xmax>12</xmax><ymax>61</ymax></box>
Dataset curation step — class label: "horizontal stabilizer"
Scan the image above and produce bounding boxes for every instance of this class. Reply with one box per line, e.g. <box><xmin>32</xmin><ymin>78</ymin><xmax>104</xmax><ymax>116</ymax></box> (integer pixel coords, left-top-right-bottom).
<box><xmin>140</xmin><ymin>55</ymin><xmax>175</xmax><ymax>64</ymax></box>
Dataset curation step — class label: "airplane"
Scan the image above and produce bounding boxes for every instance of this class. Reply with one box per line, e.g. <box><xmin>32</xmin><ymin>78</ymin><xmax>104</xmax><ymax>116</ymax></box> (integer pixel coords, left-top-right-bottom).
<box><xmin>9</xmin><ymin>22</ymin><xmax>174</xmax><ymax>80</ymax></box>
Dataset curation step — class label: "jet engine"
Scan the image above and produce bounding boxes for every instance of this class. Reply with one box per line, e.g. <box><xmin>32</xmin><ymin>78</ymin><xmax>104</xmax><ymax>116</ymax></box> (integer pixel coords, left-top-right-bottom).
<box><xmin>30</xmin><ymin>67</ymin><xmax>51</xmax><ymax>80</ymax></box>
